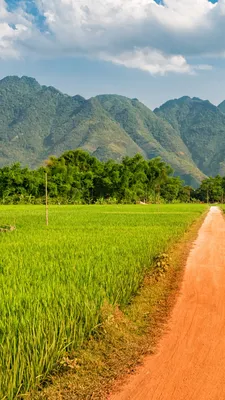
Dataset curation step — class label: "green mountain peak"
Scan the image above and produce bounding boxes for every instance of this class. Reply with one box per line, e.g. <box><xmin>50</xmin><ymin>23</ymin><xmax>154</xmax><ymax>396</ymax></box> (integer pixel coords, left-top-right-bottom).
<box><xmin>1</xmin><ymin>76</ymin><xmax>224</xmax><ymax>187</ymax></box>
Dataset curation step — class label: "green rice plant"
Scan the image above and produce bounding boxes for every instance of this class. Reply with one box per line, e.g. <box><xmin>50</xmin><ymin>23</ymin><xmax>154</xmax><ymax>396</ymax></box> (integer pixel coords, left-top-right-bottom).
<box><xmin>0</xmin><ymin>204</ymin><xmax>207</xmax><ymax>399</ymax></box>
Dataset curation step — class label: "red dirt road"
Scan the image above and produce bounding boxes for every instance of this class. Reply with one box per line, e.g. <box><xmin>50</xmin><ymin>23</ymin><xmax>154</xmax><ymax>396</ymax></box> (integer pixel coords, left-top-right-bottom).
<box><xmin>110</xmin><ymin>207</ymin><xmax>225</xmax><ymax>400</ymax></box>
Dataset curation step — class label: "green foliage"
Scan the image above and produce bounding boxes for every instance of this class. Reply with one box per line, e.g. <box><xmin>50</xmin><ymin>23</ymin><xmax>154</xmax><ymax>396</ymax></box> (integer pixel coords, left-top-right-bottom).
<box><xmin>194</xmin><ymin>175</ymin><xmax>225</xmax><ymax>203</ymax></box>
<box><xmin>155</xmin><ymin>96</ymin><xmax>225</xmax><ymax>178</ymax></box>
<box><xmin>0</xmin><ymin>150</ymin><xmax>192</xmax><ymax>204</ymax></box>
<box><xmin>4</xmin><ymin>77</ymin><xmax>225</xmax><ymax>187</ymax></box>
<box><xmin>0</xmin><ymin>204</ymin><xmax>207</xmax><ymax>398</ymax></box>
<box><xmin>0</xmin><ymin>77</ymin><xmax>205</xmax><ymax>186</ymax></box>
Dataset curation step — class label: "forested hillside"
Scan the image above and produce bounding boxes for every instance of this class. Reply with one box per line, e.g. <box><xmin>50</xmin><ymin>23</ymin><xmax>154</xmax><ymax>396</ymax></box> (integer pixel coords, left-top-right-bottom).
<box><xmin>2</xmin><ymin>76</ymin><xmax>225</xmax><ymax>187</ymax></box>
<box><xmin>0</xmin><ymin>76</ymin><xmax>205</xmax><ymax>187</ymax></box>
<box><xmin>154</xmin><ymin>96</ymin><xmax>225</xmax><ymax>177</ymax></box>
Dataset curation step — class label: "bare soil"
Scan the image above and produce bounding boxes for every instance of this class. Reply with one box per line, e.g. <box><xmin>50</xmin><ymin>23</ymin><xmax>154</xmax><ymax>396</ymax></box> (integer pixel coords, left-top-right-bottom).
<box><xmin>110</xmin><ymin>206</ymin><xmax>225</xmax><ymax>400</ymax></box>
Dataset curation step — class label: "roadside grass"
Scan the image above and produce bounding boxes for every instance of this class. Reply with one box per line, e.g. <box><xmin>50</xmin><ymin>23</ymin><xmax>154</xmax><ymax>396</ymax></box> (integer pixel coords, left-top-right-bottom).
<box><xmin>0</xmin><ymin>204</ymin><xmax>207</xmax><ymax>399</ymax></box>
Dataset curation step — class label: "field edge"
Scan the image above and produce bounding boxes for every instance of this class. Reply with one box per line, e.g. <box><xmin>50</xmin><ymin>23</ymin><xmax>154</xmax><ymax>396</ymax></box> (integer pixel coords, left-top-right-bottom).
<box><xmin>27</xmin><ymin>209</ymin><xmax>208</xmax><ymax>400</ymax></box>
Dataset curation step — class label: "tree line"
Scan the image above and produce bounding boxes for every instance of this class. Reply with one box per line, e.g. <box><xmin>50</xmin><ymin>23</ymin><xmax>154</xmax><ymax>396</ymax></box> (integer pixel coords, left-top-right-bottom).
<box><xmin>0</xmin><ymin>150</ymin><xmax>196</xmax><ymax>204</ymax></box>
<box><xmin>194</xmin><ymin>175</ymin><xmax>225</xmax><ymax>203</ymax></box>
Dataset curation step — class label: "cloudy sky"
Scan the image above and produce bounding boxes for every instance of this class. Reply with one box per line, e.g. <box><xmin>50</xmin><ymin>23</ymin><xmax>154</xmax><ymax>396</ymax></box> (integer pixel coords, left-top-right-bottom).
<box><xmin>1</xmin><ymin>0</ymin><xmax>225</xmax><ymax>108</ymax></box>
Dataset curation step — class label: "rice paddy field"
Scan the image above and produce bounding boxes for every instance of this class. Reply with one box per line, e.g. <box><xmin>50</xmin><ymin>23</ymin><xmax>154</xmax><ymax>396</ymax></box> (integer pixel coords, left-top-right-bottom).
<box><xmin>0</xmin><ymin>204</ymin><xmax>207</xmax><ymax>399</ymax></box>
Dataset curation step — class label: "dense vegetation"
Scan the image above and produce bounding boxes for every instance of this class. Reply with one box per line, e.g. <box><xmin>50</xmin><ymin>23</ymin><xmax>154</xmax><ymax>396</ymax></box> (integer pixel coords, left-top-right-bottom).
<box><xmin>0</xmin><ymin>76</ymin><xmax>208</xmax><ymax>187</ymax></box>
<box><xmin>194</xmin><ymin>175</ymin><xmax>225</xmax><ymax>203</ymax></box>
<box><xmin>4</xmin><ymin>76</ymin><xmax>225</xmax><ymax>187</ymax></box>
<box><xmin>155</xmin><ymin>96</ymin><xmax>225</xmax><ymax>177</ymax></box>
<box><xmin>0</xmin><ymin>150</ymin><xmax>194</xmax><ymax>204</ymax></box>
<box><xmin>0</xmin><ymin>204</ymin><xmax>206</xmax><ymax>399</ymax></box>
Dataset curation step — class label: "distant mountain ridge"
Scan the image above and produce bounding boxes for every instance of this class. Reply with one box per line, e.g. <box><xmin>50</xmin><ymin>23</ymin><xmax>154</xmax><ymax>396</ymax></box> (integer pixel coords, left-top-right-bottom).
<box><xmin>154</xmin><ymin>96</ymin><xmax>225</xmax><ymax>178</ymax></box>
<box><xmin>0</xmin><ymin>75</ymin><xmax>224</xmax><ymax>187</ymax></box>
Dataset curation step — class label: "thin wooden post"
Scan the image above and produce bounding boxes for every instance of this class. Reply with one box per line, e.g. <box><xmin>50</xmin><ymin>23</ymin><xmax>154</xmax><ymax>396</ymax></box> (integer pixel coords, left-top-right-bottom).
<box><xmin>45</xmin><ymin>172</ymin><xmax>49</xmax><ymax>226</ymax></box>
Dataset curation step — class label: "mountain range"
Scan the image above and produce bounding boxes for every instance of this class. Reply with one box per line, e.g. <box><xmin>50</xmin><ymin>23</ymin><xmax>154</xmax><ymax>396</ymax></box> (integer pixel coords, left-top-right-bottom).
<box><xmin>1</xmin><ymin>76</ymin><xmax>225</xmax><ymax>187</ymax></box>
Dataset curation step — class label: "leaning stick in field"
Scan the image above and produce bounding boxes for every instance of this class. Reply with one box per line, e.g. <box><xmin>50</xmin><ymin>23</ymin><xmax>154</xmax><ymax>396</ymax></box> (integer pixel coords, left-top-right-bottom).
<box><xmin>45</xmin><ymin>172</ymin><xmax>49</xmax><ymax>226</ymax></box>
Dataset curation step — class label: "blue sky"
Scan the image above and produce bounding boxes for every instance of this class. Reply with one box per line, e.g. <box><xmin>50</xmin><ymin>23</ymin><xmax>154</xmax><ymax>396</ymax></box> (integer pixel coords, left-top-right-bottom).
<box><xmin>1</xmin><ymin>0</ymin><xmax>225</xmax><ymax>109</ymax></box>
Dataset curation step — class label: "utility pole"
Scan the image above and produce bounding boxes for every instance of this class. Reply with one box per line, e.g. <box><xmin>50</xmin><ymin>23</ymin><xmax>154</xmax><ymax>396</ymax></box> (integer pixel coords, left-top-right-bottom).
<box><xmin>45</xmin><ymin>172</ymin><xmax>49</xmax><ymax>226</ymax></box>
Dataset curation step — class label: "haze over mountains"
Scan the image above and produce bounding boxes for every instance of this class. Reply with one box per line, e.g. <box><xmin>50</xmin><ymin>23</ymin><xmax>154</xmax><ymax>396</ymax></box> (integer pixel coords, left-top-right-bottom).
<box><xmin>1</xmin><ymin>76</ymin><xmax>225</xmax><ymax>187</ymax></box>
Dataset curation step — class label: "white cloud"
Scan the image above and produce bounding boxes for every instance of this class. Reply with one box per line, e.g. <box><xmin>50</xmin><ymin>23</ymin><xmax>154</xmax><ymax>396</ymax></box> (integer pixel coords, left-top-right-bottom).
<box><xmin>100</xmin><ymin>48</ymin><xmax>195</xmax><ymax>75</ymax></box>
<box><xmin>1</xmin><ymin>0</ymin><xmax>225</xmax><ymax>74</ymax></box>
<box><xmin>0</xmin><ymin>22</ymin><xmax>28</xmax><ymax>59</ymax></box>
<box><xmin>0</xmin><ymin>0</ymin><xmax>32</xmax><ymax>59</ymax></box>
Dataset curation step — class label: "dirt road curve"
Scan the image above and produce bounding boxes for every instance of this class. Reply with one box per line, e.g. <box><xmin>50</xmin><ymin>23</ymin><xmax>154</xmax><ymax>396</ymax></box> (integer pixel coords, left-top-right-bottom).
<box><xmin>110</xmin><ymin>207</ymin><xmax>225</xmax><ymax>400</ymax></box>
